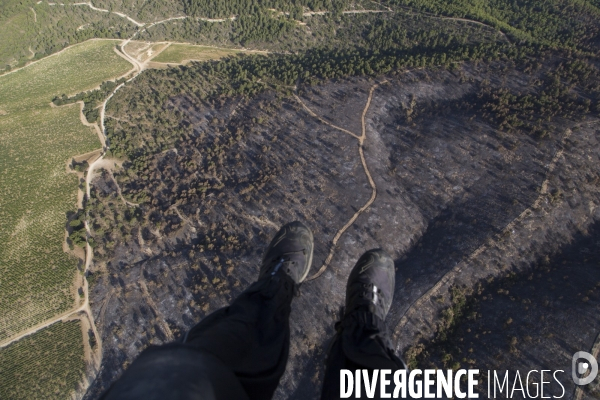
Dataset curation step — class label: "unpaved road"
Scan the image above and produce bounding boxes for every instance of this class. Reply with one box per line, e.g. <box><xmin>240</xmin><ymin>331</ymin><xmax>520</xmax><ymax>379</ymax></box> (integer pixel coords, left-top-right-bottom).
<box><xmin>295</xmin><ymin>81</ymin><xmax>387</xmax><ymax>280</ymax></box>
<box><xmin>72</xmin><ymin>2</ymin><xmax>145</xmax><ymax>27</ymax></box>
<box><xmin>396</xmin><ymin>5</ymin><xmax>511</xmax><ymax>43</ymax></box>
<box><xmin>0</xmin><ymin>3</ymin><xmax>520</xmax><ymax>397</ymax></box>
<box><xmin>0</xmin><ymin>301</ymin><xmax>87</xmax><ymax>348</ymax></box>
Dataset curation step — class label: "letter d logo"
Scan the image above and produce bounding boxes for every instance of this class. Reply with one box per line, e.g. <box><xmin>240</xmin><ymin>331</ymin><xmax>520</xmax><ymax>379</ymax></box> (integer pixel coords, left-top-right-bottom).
<box><xmin>572</xmin><ymin>351</ymin><xmax>598</xmax><ymax>386</ymax></box>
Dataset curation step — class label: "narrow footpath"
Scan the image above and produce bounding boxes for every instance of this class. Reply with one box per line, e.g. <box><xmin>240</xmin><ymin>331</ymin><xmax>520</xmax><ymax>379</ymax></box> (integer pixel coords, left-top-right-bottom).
<box><xmin>294</xmin><ymin>81</ymin><xmax>387</xmax><ymax>281</ymax></box>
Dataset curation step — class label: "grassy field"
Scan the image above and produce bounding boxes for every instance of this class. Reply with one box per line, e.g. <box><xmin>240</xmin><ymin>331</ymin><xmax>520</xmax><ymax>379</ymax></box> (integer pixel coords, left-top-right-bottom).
<box><xmin>0</xmin><ymin>321</ymin><xmax>86</xmax><ymax>400</ymax></box>
<box><xmin>151</xmin><ymin>43</ymin><xmax>242</xmax><ymax>64</ymax></box>
<box><xmin>0</xmin><ymin>39</ymin><xmax>132</xmax><ymax>340</ymax></box>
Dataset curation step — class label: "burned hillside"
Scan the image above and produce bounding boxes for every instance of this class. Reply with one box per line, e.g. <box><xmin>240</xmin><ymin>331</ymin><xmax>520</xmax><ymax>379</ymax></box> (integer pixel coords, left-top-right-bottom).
<box><xmin>84</xmin><ymin>55</ymin><xmax>600</xmax><ymax>399</ymax></box>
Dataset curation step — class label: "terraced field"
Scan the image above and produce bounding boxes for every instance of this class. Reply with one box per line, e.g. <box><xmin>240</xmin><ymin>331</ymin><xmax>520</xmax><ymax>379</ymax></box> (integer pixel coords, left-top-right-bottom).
<box><xmin>0</xmin><ymin>321</ymin><xmax>86</xmax><ymax>399</ymax></box>
<box><xmin>0</xmin><ymin>39</ymin><xmax>132</xmax><ymax>340</ymax></box>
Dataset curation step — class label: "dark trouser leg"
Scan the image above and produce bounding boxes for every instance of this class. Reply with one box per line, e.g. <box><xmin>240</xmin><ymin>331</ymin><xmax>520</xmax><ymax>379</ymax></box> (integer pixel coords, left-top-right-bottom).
<box><xmin>320</xmin><ymin>309</ymin><xmax>406</xmax><ymax>400</ymax></box>
<box><xmin>183</xmin><ymin>271</ymin><xmax>296</xmax><ymax>400</ymax></box>
<box><xmin>100</xmin><ymin>271</ymin><xmax>295</xmax><ymax>400</ymax></box>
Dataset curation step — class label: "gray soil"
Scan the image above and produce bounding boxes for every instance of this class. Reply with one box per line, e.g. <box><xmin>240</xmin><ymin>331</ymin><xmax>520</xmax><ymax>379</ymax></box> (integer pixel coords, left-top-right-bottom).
<box><xmin>419</xmin><ymin>221</ymin><xmax>600</xmax><ymax>399</ymax></box>
<box><xmin>84</xmin><ymin>60</ymin><xmax>600</xmax><ymax>399</ymax></box>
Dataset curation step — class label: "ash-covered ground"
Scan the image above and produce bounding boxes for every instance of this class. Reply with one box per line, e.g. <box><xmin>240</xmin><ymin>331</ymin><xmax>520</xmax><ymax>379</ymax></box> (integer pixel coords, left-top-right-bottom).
<box><xmin>84</xmin><ymin>59</ymin><xmax>600</xmax><ymax>399</ymax></box>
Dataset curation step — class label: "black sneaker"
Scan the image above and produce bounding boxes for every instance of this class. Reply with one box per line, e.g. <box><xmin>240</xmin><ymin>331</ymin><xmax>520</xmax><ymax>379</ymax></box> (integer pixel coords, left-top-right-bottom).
<box><xmin>345</xmin><ymin>249</ymin><xmax>395</xmax><ymax>321</ymax></box>
<box><xmin>259</xmin><ymin>221</ymin><xmax>314</xmax><ymax>284</ymax></box>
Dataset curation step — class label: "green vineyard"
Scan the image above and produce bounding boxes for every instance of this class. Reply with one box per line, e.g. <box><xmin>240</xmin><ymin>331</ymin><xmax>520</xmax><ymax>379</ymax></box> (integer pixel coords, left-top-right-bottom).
<box><xmin>0</xmin><ymin>321</ymin><xmax>86</xmax><ymax>399</ymax></box>
<box><xmin>0</xmin><ymin>39</ymin><xmax>132</xmax><ymax>340</ymax></box>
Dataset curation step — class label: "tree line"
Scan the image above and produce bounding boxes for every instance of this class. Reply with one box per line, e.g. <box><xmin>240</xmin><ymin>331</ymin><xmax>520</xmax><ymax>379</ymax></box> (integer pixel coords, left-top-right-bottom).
<box><xmin>184</xmin><ymin>0</ymin><xmax>349</xmax><ymax>18</ymax></box>
<box><xmin>52</xmin><ymin>78</ymin><xmax>127</xmax><ymax>123</ymax></box>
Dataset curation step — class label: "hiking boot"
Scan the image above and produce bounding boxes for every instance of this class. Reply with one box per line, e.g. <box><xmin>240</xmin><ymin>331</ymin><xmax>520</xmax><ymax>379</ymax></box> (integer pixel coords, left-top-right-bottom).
<box><xmin>260</xmin><ymin>221</ymin><xmax>314</xmax><ymax>284</ymax></box>
<box><xmin>345</xmin><ymin>249</ymin><xmax>395</xmax><ymax>321</ymax></box>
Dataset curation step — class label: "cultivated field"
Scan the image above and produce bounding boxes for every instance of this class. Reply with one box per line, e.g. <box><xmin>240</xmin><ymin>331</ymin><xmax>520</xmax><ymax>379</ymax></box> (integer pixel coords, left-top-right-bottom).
<box><xmin>0</xmin><ymin>321</ymin><xmax>86</xmax><ymax>399</ymax></box>
<box><xmin>0</xmin><ymin>39</ymin><xmax>131</xmax><ymax>340</ymax></box>
<box><xmin>151</xmin><ymin>43</ymin><xmax>241</xmax><ymax>64</ymax></box>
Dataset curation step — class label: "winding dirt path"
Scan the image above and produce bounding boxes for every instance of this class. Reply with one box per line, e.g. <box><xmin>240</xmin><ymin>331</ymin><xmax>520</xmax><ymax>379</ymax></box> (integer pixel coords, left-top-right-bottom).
<box><xmin>300</xmin><ymin>3</ymin><xmax>509</xmax><ymax>45</ymax></box>
<box><xmin>293</xmin><ymin>95</ymin><xmax>360</xmax><ymax>139</ymax></box>
<box><xmin>70</xmin><ymin>1</ymin><xmax>237</xmax><ymax>26</ymax></box>
<box><xmin>396</xmin><ymin>5</ymin><xmax>511</xmax><ymax>43</ymax></box>
<box><xmin>64</xmin><ymin>20</ymin><xmax>182</xmax><ymax>377</ymax></box>
<box><xmin>0</xmin><ymin>1</ymin><xmax>517</xmax><ymax>391</ymax></box>
<box><xmin>342</xmin><ymin>9</ymin><xmax>390</xmax><ymax>15</ymax></box>
<box><xmin>88</xmin><ymin>158</ymin><xmax>139</xmax><ymax>207</ymax></box>
<box><xmin>72</xmin><ymin>2</ymin><xmax>145</xmax><ymax>27</ymax></box>
<box><xmin>295</xmin><ymin>81</ymin><xmax>387</xmax><ymax>281</ymax></box>
<box><xmin>29</xmin><ymin>7</ymin><xmax>37</xmax><ymax>23</ymax></box>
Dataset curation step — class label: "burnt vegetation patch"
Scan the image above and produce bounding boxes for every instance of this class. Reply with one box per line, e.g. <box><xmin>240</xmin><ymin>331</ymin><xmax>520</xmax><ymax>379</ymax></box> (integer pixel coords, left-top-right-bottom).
<box><xmin>83</xmin><ymin>49</ymin><xmax>600</xmax><ymax>398</ymax></box>
<box><xmin>411</xmin><ymin>221</ymin><xmax>600</xmax><ymax>398</ymax></box>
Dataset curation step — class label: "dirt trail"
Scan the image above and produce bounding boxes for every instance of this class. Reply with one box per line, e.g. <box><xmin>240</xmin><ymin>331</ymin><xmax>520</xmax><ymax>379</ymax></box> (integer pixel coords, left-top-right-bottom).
<box><xmin>66</xmin><ymin>21</ymin><xmax>181</xmax><ymax>376</ymax></box>
<box><xmin>75</xmin><ymin>101</ymin><xmax>105</xmax><ymax>146</ymax></box>
<box><xmin>71</xmin><ymin>2</ymin><xmax>236</xmax><ymax>26</ymax></box>
<box><xmin>75</xmin><ymin>307</ymin><xmax>102</xmax><ymax>379</ymax></box>
<box><xmin>197</xmin><ymin>16</ymin><xmax>236</xmax><ymax>22</ymax></box>
<box><xmin>396</xmin><ymin>5</ymin><xmax>511</xmax><ymax>43</ymax></box>
<box><xmin>116</xmin><ymin>18</ymin><xmax>198</xmax><ymax>72</ymax></box>
<box><xmin>72</xmin><ymin>2</ymin><xmax>145</xmax><ymax>27</ymax></box>
<box><xmin>171</xmin><ymin>205</ymin><xmax>196</xmax><ymax>230</ymax></box>
<box><xmin>293</xmin><ymin>95</ymin><xmax>360</xmax><ymax>139</ymax></box>
<box><xmin>302</xmin><ymin>9</ymin><xmax>389</xmax><ymax>17</ymax></box>
<box><xmin>342</xmin><ymin>9</ymin><xmax>390</xmax><ymax>14</ymax></box>
<box><xmin>295</xmin><ymin>82</ymin><xmax>386</xmax><ymax>281</ymax></box>
<box><xmin>146</xmin><ymin>42</ymin><xmax>171</xmax><ymax>62</ymax></box>
<box><xmin>371</xmin><ymin>0</ymin><xmax>392</xmax><ymax>12</ymax></box>
<box><xmin>88</xmin><ymin>158</ymin><xmax>139</xmax><ymax>207</ymax></box>
<box><xmin>0</xmin><ymin>249</ymin><xmax>102</xmax><ymax>367</ymax></box>
<box><xmin>0</xmin><ymin>302</ymin><xmax>87</xmax><ymax>348</ymax></box>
